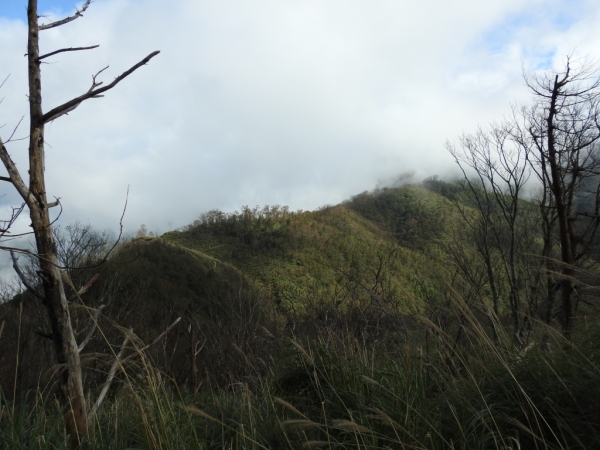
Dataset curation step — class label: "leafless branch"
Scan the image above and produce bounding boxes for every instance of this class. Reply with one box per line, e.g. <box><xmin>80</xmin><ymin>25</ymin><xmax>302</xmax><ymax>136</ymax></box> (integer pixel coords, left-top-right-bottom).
<box><xmin>63</xmin><ymin>272</ymin><xmax>101</xmax><ymax>302</ymax></box>
<box><xmin>195</xmin><ymin>338</ymin><xmax>207</xmax><ymax>356</ymax></box>
<box><xmin>9</xmin><ymin>249</ymin><xmax>44</xmax><ymax>300</ymax></box>
<box><xmin>39</xmin><ymin>0</ymin><xmax>92</xmax><ymax>30</ymax></box>
<box><xmin>4</xmin><ymin>135</ymin><xmax>29</xmax><ymax>143</ymax></box>
<box><xmin>87</xmin><ymin>333</ymin><xmax>129</xmax><ymax>422</ymax></box>
<box><xmin>119</xmin><ymin>317</ymin><xmax>182</xmax><ymax>365</ymax></box>
<box><xmin>43</xmin><ymin>51</ymin><xmax>160</xmax><ymax>123</ymax></box>
<box><xmin>0</xmin><ymin>203</ymin><xmax>25</xmax><ymax>238</ymax></box>
<box><xmin>63</xmin><ymin>186</ymin><xmax>130</xmax><ymax>272</ymax></box>
<box><xmin>5</xmin><ymin>116</ymin><xmax>25</xmax><ymax>143</ymax></box>
<box><xmin>77</xmin><ymin>304</ymin><xmax>105</xmax><ymax>352</ymax></box>
<box><xmin>88</xmin><ymin>315</ymin><xmax>181</xmax><ymax>421</ymax></box>
<box><xmin>0</xmin><ymin>138</ymin><xmax>33</xmax><ymax>205</ymax></box>
<box><xmin>0</xmin><ymin>203</ymin><xmax>67</xmax><ymax>258</ymax></box>
<box><xmin>0</xmin><ymin>74</ymin><xmax>9</xmax><ymax>106</ymax></box>
<box><xmin>43</xmin><ymin>66</ymin><xmax>106</xmax><ymax>122</ymax></box>
<box><xmin>0</xmin><ymin>246</ymin><xmax>36</xmax><ymax>256</ymax></box>
<box><xmin>38</xmin><ymin>45</ymin><xmax>99</xmax><ymax>62</ymax></box>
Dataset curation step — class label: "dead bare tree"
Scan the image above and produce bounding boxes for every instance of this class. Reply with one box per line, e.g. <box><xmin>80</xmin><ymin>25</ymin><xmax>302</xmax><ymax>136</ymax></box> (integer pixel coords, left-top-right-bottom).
<box><xmin>522</xmin><ymin>58</ymin><xmax>600</xmax><ymax>339</ymax></box>
<box><xmin>447</xmin><ymin>123</ymin><xmax>538</xmax><ymax>346</ymax></box>
<box><xmin>447</xmin><ymin>58</ymin><xmax>600</xmax><ymax>341</ymax></box>
<box><xmin>0</xmin><ymin>0</ymin><xmax>159</xmax><ymax>443</ymax></box>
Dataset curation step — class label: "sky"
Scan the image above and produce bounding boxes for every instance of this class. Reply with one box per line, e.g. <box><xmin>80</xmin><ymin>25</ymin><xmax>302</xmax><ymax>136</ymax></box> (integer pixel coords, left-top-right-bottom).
<box><xmin>0</xmin><ymin>0</ymin><xmax>600</xmax><ymax>267</ymax></box>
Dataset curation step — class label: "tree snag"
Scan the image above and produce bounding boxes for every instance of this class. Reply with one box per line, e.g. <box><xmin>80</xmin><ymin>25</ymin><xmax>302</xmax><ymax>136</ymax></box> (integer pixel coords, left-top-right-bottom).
<box><xmin>0</xmin><ymin>0</ymin><xmax>159</xmax><ymax>444</ymax></box>
<box><xmin>524</xmin><ymin>59</ymin><xmax>600</xmax><ymax>339</ymax></box>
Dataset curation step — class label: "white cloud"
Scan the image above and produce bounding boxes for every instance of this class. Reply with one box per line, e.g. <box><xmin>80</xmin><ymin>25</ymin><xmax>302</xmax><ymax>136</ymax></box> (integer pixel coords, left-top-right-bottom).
<box><xmin>0</xmin><ymin>0</ymin><xmax>600</xmax><ymax>245</ymax></box>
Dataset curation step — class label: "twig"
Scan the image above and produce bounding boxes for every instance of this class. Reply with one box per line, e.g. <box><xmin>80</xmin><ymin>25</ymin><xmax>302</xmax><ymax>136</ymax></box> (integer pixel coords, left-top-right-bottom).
<box><xmin>0</xmin><ymin>203</ymin><xmax>25</xmax><ymax>238</ymax></box>
<box><xmin>0</xmin><ymin>74</ymin><xmax>9</xmax><ymax>90</ymax></box>
<box><xmin>5</xmin><ymin>116</ymin><xmax>24</xmax><ymax>143</ymax></box>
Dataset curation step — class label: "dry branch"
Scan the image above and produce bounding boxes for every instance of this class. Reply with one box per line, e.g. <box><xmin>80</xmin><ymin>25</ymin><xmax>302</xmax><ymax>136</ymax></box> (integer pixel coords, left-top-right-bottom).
<box><xmin>77</xmin><ymin>304</ymin><xmax>105</xmax><ymax>352</ymax></box>
<box><xmin>88</xmin><ymin>316</ymin><xmax>181</xmax><ymax>421</ymax></box>
<box><xmin>9</xmin><ymin>250</ymin><xmax>44</xmax><ymax>300</ymax></box>
<box><xmin>0</xmin><ymin>138</ymin><xmax>33</xmax><ymax>205</ymax></box>
<box><xmin>119</xmin><ymin>317</ymin><xmax>182</xmax><ymax>365</ymax></box>
<box><xmin>38</xmin><ymin>45</ymin><xmax>99</xmax><ymax>61</ymax></box>
<box><xmin>0</xmin><ymin>1</ymin><xmax>160</xmax><ymax>442</ymax></box>
<box><xmin>0</xmin><ymin>203</ymin><xmax>26</xmax><ymax>238</ymax></box>
<box><xmin>43</xmin><ymin>51</ymin><xmax>160</xmax><ymax>123</ymax></box>
<box><xmin>39</xmin><ymin>0</ymin><xmax>92</xmax><ymax>30</ymax></box>
<box><xmin>87</xmin><ymin>333</ymin><xmax>129</xmax><ymax>422</ymax></box>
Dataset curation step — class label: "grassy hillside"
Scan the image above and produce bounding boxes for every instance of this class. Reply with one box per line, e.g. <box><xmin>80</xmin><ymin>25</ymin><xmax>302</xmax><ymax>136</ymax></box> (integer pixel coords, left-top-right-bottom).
<box><xmin>163</xmin><ymin>184</ymin><xmax>454</xmax><ymax>318</ymax></box>
<box><xmin>2</xmin><ymin>181</ymin><xmax>600</xmax><ymax>449</ymax></box>
<box><xmin>1</xmin><ymin>184</ymin><xmax>457</xmax><ymax>398</ymax></box>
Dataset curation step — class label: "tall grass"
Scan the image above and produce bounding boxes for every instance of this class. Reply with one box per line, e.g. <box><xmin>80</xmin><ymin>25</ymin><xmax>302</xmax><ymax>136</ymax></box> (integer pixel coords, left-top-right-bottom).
<box><xmin>1</xmin><ymin>306</ymin><xmax>599</xmax><ymax>449</ymax></box>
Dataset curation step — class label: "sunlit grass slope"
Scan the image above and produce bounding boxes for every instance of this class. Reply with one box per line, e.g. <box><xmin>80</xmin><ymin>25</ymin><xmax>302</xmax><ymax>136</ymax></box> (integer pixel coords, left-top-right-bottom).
<box><xmin>163</xmin><ymin>185</ymin><xmax>453</xmax><ymax>316</ymax></box>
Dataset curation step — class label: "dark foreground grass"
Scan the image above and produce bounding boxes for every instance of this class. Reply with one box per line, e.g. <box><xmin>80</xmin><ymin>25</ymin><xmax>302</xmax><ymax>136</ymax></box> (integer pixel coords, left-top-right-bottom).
<box><xmin>1</xmin><ymin>322</ymin><xmax>599</xmax><ymax>449</ymax></box>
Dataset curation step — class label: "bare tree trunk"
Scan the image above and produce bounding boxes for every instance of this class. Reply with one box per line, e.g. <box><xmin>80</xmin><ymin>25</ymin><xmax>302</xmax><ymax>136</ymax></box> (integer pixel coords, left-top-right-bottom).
<box><xmin>545</xmin><ymin>74</ymin><xmax>576</xmax><ymax>339</ymax></box>
<box><xmin>0</xmin><ymin>1</ymin><xmax>158</xmax><ymax>443</ymax></box>
<box><xmin>26</xmin><ymin>0</ymin><xmax>88</xmax><ymax>441</ymax></box>
<box><xmin>447</xmin><ymin>124</ymin><xmax>533</xmax><ymax>346</ymax></box>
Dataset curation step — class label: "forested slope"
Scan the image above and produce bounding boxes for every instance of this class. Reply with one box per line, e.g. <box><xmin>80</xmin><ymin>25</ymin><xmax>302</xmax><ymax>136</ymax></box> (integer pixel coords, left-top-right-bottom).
<box><xmin>163</xmin><ymin>184</ymin><xmax>453</xmax><ymax>316</ymax></box>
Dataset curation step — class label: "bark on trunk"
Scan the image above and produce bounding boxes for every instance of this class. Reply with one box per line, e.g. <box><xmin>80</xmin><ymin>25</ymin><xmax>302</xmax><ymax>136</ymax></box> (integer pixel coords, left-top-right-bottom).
<box><xmin>0</xmin><ymin>1</ymin><xmax>158</xmax><ymax>444</ymax></box>
<box><xmin>545</xmin><ymin>74</ymin><xmax>576</xmax><ymax>339</ymax></box>
<box><xmin>27</xmin><ymin>0</ymin><xmax>88</xmax><ymax>443</ymax></box>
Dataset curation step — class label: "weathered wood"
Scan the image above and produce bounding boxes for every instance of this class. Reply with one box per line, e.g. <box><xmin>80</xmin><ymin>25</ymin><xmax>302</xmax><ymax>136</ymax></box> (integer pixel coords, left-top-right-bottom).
<box><xmin>43</xmin><ymin>50</ymin><xmax>160</xmax><ymax>123</ymax></box>
<box><xmin>38</xmin><ymin>45</ymin><xmax>99</xmax><ymax>61</ymax></box>
<box><xmin>39</xmin><ymin>0</ymin><xmax>92</xmax><ymax>30</ymax></box>
<box><xmin>27</xmin><ymin>2</ymin><xmax>89</xmax><ymax>442</ymax></box>
<box><xmin>0</xmin><ymin>2</ymin><xmax>159</xmax><ymax>445</ymax></box>
<box><xmin>9</xmin><ymin>250</ymin><xmax>44</xmax><ymax>300</ymax></box>
<box><xmin>525</xmin><ymin>60</ymin><xmax>600</xmax><ymax>339</ymax></box>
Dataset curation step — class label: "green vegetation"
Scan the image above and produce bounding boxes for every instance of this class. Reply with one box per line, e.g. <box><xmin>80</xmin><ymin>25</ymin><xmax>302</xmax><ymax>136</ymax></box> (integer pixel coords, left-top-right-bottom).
<box><xmin>1</xmin><ymin>299</ymin><xmax>599</xmax><ymax>449</ymax></box>
<box><xmin>163</xmin><ymin>198</ymin><xmax>446</xmax><ymax>316</ymax></box>
<box><xmin>2</xmin><ymin>3</ymin><xmax>598</xmax><ymax>445</ymax></box>
<box><xmin>1</xmin><ymin>179</ymin><xmax>600</xmax><ymax>448</ymax></box>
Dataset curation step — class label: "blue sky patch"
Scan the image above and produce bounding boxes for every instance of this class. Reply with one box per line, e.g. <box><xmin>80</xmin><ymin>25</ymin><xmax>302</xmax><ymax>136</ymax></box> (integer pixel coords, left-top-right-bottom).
<box><xmin>533</xmin><ymin>51</ymin><xmax>557</xmax><ymax>71</ymax></box>
<box><xmin>0</xmin><ymin>1</ymin><xmax>85</xmax><ymax>21</ymax></box>
<box><xmin>479</xmin><ymin>3</ymin><xmax>584</xmax><ymax>55</ymax></box>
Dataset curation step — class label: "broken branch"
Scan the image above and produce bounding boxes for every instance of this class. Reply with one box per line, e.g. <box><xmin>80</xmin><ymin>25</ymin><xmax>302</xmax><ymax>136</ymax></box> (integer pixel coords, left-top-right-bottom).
<box><xmin>43</xmin><ymin>51</ymin><xmax>160</xmax><ymax>123</ymax></box>
<box><xmin>88</xmin><ymin>316</ymin><xmax>181</xmax><ymax>422</ymax></box>
<box><xmin>87</xmin><ymin>333</ymin><xmax>129</xmax><ymax>422</ymax></box>
<box><xmin>0</xmin><ymin>138</ymin><xmax>33</xmax><ymax>205</ymax></box>
<box><xmin>9</xmin><ymin>250</ymin><xmax>44</xmax><ymax>301</ymax></box>
<box><xmin>119</xmin><ymin>317</ymin><xmax>181</xmax><ymax>365</ymax></box>
<box><xmin>39</xmin><ymin>0</ymin><xmax>92</xmax><ymax>30</ymax></box>
<box><xmin>76</xmin><ymin>273</ymin><xmax>101</xmax><ymax>297</ymax></box>
<box><xmin>78</xmin><ymin>304</ymin><xmax>106</xmax><ymax>353</ymax></box>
